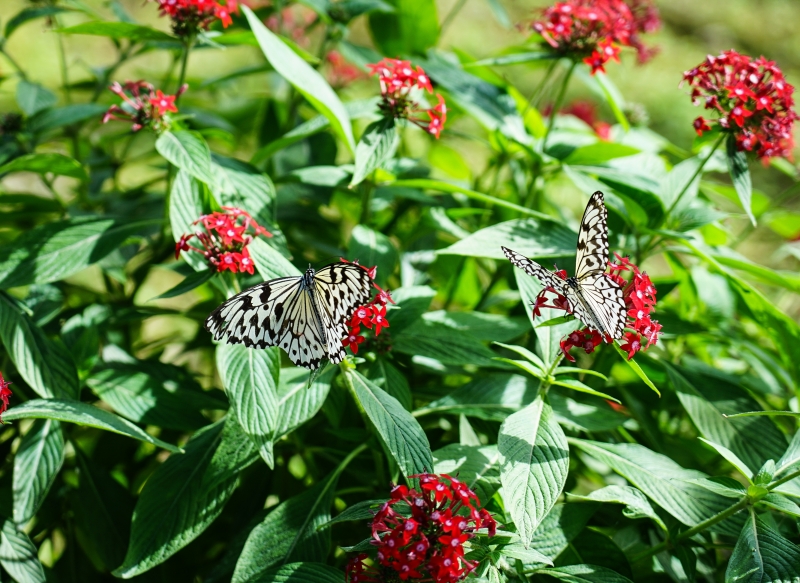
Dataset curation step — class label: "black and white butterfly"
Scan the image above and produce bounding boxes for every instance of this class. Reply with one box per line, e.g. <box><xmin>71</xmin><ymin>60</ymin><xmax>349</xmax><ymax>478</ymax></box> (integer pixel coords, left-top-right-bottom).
<box><xmin>502</xmin><ymin>191</ymin><xmax>626</xmax><ymax>341</ymax></box>
<box><xmin>205</xmin><ymin>263</ymin><xmax>373</xmax><ymax>369</ymax></box>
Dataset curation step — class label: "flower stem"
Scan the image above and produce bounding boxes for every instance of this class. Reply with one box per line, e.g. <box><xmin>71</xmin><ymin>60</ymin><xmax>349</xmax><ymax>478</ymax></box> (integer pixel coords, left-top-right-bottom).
<box><xmin>543</xmin><ymin>60</ymin><xmax>576</xmax><ymax>150</ymax></box>
<box><xmin>359</xmin><ymin>181</ymin><xmax>373</xmax><ymax>225</ymax></box>
<box><xmin>176</xmin><ymin>39</ymin><xmax>192</xmax><ymax>100</ymax></box>
<box><xmin>664</xmin><ymin>132</ymin><xmax>725</xmax><ymax>219</ymax></box>
<box><xmin>629</xmin><ymin>496</ymin><xmax>749</xmax><ymax>563</ymax></box>
<box><xmin>0</xmin><ymin>47</ymin><xmax>28</xmax><ymax>81</ymax></box>
<box><xmin>769</xmin><ymin>466</ymin><xmax>800</xmax><ymax>490</ymax></box>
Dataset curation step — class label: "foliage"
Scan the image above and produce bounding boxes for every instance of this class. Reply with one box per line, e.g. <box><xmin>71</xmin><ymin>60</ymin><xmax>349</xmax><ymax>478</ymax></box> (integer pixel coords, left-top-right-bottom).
<box><xmin>0</xmin><ymin>0</ymin><xmax>798</xmax><ymax>582</ymax></box>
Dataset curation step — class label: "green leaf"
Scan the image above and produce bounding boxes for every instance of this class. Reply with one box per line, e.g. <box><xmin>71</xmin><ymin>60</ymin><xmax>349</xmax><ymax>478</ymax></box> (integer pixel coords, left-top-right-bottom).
<box><xmin>548</xmin><ymin>377</ymin><xmax>620</xmax><ymax>404</ymax></box>
<box><xmin>666</xmin><ymin>364</ymin><xmax>787</xmax><ymax>475</ymax></box>
<box><xmin>393</xmin><ymin>319</ymin><xmax>502</xmax><ymax>367</ymax></box>
<box><xmin>156</xmin><ymin>130</ymin><xmax>214</xmax><ymax>185</ymax></box>
<box><xmin>363</xmin><ymin>358</ymin><xmax>412</xmax><ymax>411</ymax></box>
<box><xmin>350</xmin><ymin>117</ymin><xmax>399</xmax><ymax>186</ymax></box>
<box><xmin>249</xmin><ymin>237</ymin><xmax>303</xmax><ymax>280</ymax></box>
<box><xmin>246</xmin><ymin>562</ymin><xmax>345</xmax><ymax>583</ymax></box>
<box><xmin>218</xmin><ymin>344</ymin><xmax>281</xmax><ymax>467</ymax></box>
<box><xmin>499</xmin><ymin>398</ymin><xmax>569</xmax><ymax>546</ymax></box>
<box><xmin>58</xmin><ymin>21</ymin><xmax>175</xmax><ymax>42</ymax></box>
<box><xmin>0</xmin><ymin>216</ymin><xmax>155</xmax><ymax>288</ymax></box>
<box><xmin>5</xmin><ymin>6</ymin><xmax>72</xmax><ymax>38</ymax></box>
<box><xmin>0</xmin><ymin>520</ymin><xmax>45</xmax><ymax>583</ymax></box>
<box><xmin>3</xmin><ymin>399</ymin><xmax>181</xmax><ymax>453</ymax></box>
<box><xmin>86</xmin><ymin>363</ymin><xmax>213</xmax><ymax>431</ymax></box>
<box><xmin>433</xmin><ymin>443</ymin><xmax>502</xmax><ymax>505</ymax></box>
<box><xmin>115</xmin><ymin>416</ymin><xmax>257</xmax><ymax>578</ymax></box>
<box><xmin>529</xmin><ymin>502</ymin><xmax>599</xmax><ymax>561</ymax></box>
<box><xmin>385</xmin><ymin>285</ymin><xmax>435</xmax><ymax>335</ymax></box>
<box><xmin>319</xmin><ymin>499</ymin><xmax>386</xmax><ymax>529</ymax></box>
<box><xmin>0</xmin><ymin>293</ymin><xmax>78</xmax><ymax>399</ymax></box>
<box><xmin>232</xmin><ymin>475</ymin><xmax>339</xmax><ymax>582</ymax></box>
<box><xmin>426</xmin><ymin>311</ymin><xmax>529</xmax><ymax>343</ymax></box>
<box><xmin>777</xmin><ymin>430</ymin><xmax>800</xmax><ymax>477</ymax></box>
<box><xmin>534</xmin><ymin>564</ymin><xmax>633</xmax><ymax>583</ymax></box>
<box><xmin>152</xmin><ymin>268</ymin><xmax>215</xmax><ymax>299</ymax></box>
<box><xmin>0</xmin><ymin>152</ymin><xmax>85</xmax><ymax>180</ymax></box>
<box><xmin>576</xmin><ymin>69</ymin><xmax>629</xmax><ymax>131</ymax></box>
<box><xmin>567</xmin><ymin>484</ymin><xmax>666</xmax><ymax>531</ymax></box>
<box><xmin>368</xmin><ymin>0</ymin><xmax>439</xmax><ymax>56</ymax></box>
<box><xmin>468</xmin><ymin>51</ymin><xmax>556</xmax><ymax>67</ymax></box>
<box><xmin>13</xmin><ymin>419</ymin><xmax>64</xmax><ymax>524</ymax></box>
<box><xmin>726</xmin><ymin>133</ymin><xmax>755</xmax><ymax>226</ymax></box>
<box><xmin>570</xmin><ymin>439</ymin><xmax>742</xmax><ymax>534</ymax></box>
<box><xmin>563</xmin><ymin>143</ymin><xmax>640</xmax><ymax>166</ymax></box>
<box><xmin>725</xmin><ymin>509</ymin><xmax>800</xmax><ymax>583</ymax></box>
<box><xmin>243</xmin><ymin>6</ymin><xmax>355</xmax><ymax>152</ymax></box>
<box><xmin>560</xmin><ymin>531</ymin><xmax>632</xmax><ymax>579</ymax></box>
<box><xmin>28</xmin><ymin>103</ymin><xmax>108</xmax><ymax>134</ymax></box>
<box><xmin>349</xmin><ymin>224</ymin><xmax>398</xmax><ymax>284</ymax></box>
<box><xmin>612</xmin><ymin>343</ymin><xmax>659</xmax><ymax>395</ymax></box>
<box><xmin>273</xmin><ymin>367</ymin><xmax>333</xmax><ymax>438</ymax></box>
<box><xmin>13</xmin><ymin>419</ymin><xmax>64</xmax><ymax>525</ymax></box>
<box><xmin>15</xmin><ymin>81</ymin><xmax>57</xmax><ymax>117</ymax></box>
<box><xmin>169</xmin><ymin>170</ymin><xmax>208</xmax><ymax>271</ymax></box>
<box><xmin>759</xmin><ymin>493</ymin><xmax>800</xmax><ymax>518</ymax></box>
<box><xmin>416</xmin><ymin>373</ymin><xmax>537</xmax><ymax>421</ymax></box>
<box><xmin>347</xmin><ymin>369</ymin><xmax>433</xmax><ymax>479</ymax></box>
<box><xmin>698</xmin><ymin>437</ymin><xmax>754</xmax><ymax>481</ymax></box>
<box><xmin>549</xmin><ymin>391</ymin><xmax>627</xmax><ymax>433</ymax></box>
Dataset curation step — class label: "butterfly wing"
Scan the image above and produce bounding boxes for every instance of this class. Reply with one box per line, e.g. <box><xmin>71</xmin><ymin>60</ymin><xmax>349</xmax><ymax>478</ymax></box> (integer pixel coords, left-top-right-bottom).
<box><xmin>575</xmin><ymin>191</ymin><xmax>610</xmax><ymax>280</ymax></box>
<box><xmin>312</xmin><ymin>263</ymin><xmax>374</xmax><ymax>362</ymax></box>
<box><xmin>502</xmin><ymin>246</ymin><xmax>569</xmax><ymax>296</ymax></box>
<box><xmin>565</xmin><ymin>274</ymin><xmax>626</xmax><ymax>340</ymax></box>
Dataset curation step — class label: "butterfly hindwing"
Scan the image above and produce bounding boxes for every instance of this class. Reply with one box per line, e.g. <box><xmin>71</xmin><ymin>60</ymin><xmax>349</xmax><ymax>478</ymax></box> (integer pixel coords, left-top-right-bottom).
<box><xmin>204</xmin><ymin>262</ymin><xmax>373</xmax><ymax>370</ymax></box>
<box><xmin>578</xmin><ymin>274</ymin><xmax>626</xmax><ymax>339</ymax></box>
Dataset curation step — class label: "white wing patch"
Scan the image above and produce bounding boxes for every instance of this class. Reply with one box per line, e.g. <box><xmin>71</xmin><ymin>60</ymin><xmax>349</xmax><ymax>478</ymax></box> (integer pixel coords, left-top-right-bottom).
<box><xmin>205</xmin><ymin>263</ymin><xmax>373</xmax><ymax>370</ymax></box>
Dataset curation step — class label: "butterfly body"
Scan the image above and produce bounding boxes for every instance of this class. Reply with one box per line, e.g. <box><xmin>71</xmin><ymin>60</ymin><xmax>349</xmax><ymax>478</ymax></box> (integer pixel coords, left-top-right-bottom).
<box><xmin>205</xmin><ymin>262</ymin><xmax>372</xmax><ymax>369</ymax></box>
<box><xmin>503</xmin><ymin>191</ymin><xmax>626</xmax><ymax>341</ymax></box>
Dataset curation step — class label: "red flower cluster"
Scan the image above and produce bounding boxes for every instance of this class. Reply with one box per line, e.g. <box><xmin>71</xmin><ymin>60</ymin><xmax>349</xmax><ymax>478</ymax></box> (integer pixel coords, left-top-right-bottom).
<box><xmin>152</xmin><ymin>0</ymin><xmax>238</xmax><ymax>35</ymax></box>
<box><xmin>342</xmin><ymin>262</ymin><xmax>394</xmax><ymax>356</ymax></box>
<box><xmin>368</xmin><ymin>59</ymin><xmax>448</xmax><ymax>139</ymax></box>
<box><xmin>531</xmin><ymin>0</ymin><xmax>660</xmax><ymax>74</ymax></box>
<box><xmin>175</xmin><ymin>207</ymin><xmax>271</xmax><ymax>275</ymax></box>
<box><xmin>326</xmin><ymin>51</ymin><xmax>365</xmax><ymax>89</ymax></box>
<box><xmin>102</xmin><ymin>81</ymin><xmax>184</xmax><ymax>133</ymax></box>
<box><xmin>529</xmin><ymin>255</ymin><xmax>660</xmax><ymax>361</ymax></box>
<box><xmin>682</xmin><ymin>50</ymin><xmax>798</xmax><ymax>161</ymax></box>
<box><xmin>0</xmin><ymin>371</ymin><xmax>11</xmax><ymax>423</ymax></box>
<box><xmin>346</xmin><ymin>473</ymin><xmax>497</xmax><ymax>583</ymax></box>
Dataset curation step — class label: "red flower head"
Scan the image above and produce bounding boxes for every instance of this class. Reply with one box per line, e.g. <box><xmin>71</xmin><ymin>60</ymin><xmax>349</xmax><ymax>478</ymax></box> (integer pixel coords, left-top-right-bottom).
<box><xmin>151</xmin><ymin>0</ymin><xmax>239</xmax><ymax>36</ymax></box>
<box><xmin>368</xmin><ymin>58</ymin><xmax>448</xmax><ymax>138</ymax></box>
<box><xmin>342</xmin><ymin>266</ymin><xmax>394</xmax><ymax>357</ymax></box>
<box><xmin>531</xmin><ymin>0</ymin><xmax>660</xmax><ymax>75</ymax></box>
<box><xmin>175</xmin><ymin>206</ymin><xmax>272</xmax><ymax>274</ymax></box>
<box><xmin>0</xmin><ymin>372</ymin><xmax>11</xmax><ymax>423</ymax></box>
<box><xmin>682</xmin><ymin>50</ymin><xmax>798</xmax><ymax>162</ymax></box>
<box><xmin>325</xmin><ymin>50</ymin><xmax>365</xmax><ymax>88</ymax></box>
<box><xmin>346</xmin><ymin>473</ymin><xmax>496</xmax><ymax>583</ymax></box>
<box><xmin>103</xmin><ymin>81</ymin><xmax>186</xmax><ymax>133</ymax></box>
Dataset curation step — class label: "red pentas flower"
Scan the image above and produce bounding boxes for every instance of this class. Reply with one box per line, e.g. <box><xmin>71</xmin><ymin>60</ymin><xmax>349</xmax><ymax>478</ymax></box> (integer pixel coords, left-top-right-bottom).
<box><xmin>345</xmin><ymin>473</ymin><xmax>497</xmax><ymax>583</ymax></box>
<box><xmin>0</xmin><ymin>371</ymin><xmax>11</xmax><ymax>423</ymax></box>
<box><xmin>151</xmin><ymin>0</ymin><xmax>239</xmax><ymax>36</ymax></box>
<box><xmin>368</xmin><ymin>58</ymin><xmax>448</xmax><ymax>139</ymax></box>
<box><xmin>682</xmin><ymin>50</ymin><xmax>798</xmax><ymax>161</ymax></box>
<box><xmin>175</xmin><ymin>207</ymin><xmax>272</xmax><ymax>275</ymax></box>
<box><xmin>530</xmin><ymin>0</ymin><xmax>660</xmax><ymax>75</ymax></box>
<box><xmin>341</xmin><ymin>261</ymin><xmax>395</xmax><ymax>356</ymax></box>
<box><xmin>325</xmin><ymin>50</ymin><xmax>365</xmax><ymax>89</ymax></box>
<box><xmin>102</xmin><ymin>81</ymin><xmax>185</xmax><ymax>133</ymax></box>
<box><xmin>531</xmin><ymin>253</ymin><xmax>660</xmax><ymax>362</ymax></box>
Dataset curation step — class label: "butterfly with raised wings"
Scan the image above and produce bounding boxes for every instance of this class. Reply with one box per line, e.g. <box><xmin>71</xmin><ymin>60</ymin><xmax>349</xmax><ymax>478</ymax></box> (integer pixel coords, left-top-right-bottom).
<box><xmin>205</xmin><ymin>262</ymin><xmax>373</xmax><ymax>370</ymax></box>
<box><xmin>502</xmin><ymin>191</ymin><xmax>626</xmax><ymax>341</ymax></box>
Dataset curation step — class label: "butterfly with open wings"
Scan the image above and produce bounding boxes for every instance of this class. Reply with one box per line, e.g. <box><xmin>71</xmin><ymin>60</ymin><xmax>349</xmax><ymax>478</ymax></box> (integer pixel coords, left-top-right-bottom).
<box><xmin>502</xmin><ymin>191</ymin><xmax>626</xmax><ymax>341</ymax></box>
<box><xmin>205</xmin><ymin>262</ymin><xmax>374</xmax><ymax>370</ymax></box>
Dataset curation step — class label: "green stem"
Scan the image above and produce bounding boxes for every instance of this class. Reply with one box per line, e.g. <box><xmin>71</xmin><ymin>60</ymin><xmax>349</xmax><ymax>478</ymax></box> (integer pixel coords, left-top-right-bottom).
<box><xmin>440</xmin><ymin>0</ymin><xmax>468</xmax><ymax>35</ymax></box>
<box><xmin>523</xmin><ymin>58</ymin><xmax>559</xmax><ymax>116</ymax></box>
<box><xmin>0</xmin><ymin>48</ymin><xmax>28</xmax><ymax>80</ymax></box>
<box><xmin>359</xmin><ymin>181</ymin><xmax>374</xmax><ymax>225</ymax></box>
<box><xmin>769</xmin><ymin>466</ymin><xmax>800</xmax><ymax>490</ymax></box>
<box><xmin>542</xmin><ymin>60</ymin><xmax>576</xmax><ymax>150</ymax></box>
<box><xmin>664</xmin><ymin>133</ymin><xmax>725</xmax><ymax>220</ymax></box>
<box><xmin>537</xmin><ymin>354</ymin><xmax>564</xmax><ymax>396</ymax></box>
<box><xmin>53</xmin><ymin>15</ymin><xmax>72</xmax><ymax>104</ymax></box>
<box><xmin>630</xmin><ymin>496</ymin><xmax>749</xmax><ymax>563</ymax></box>
<box><xmin>176</xmin><ymin>40</ymin><xmax>192</xmax><ymax>98</ymax></box>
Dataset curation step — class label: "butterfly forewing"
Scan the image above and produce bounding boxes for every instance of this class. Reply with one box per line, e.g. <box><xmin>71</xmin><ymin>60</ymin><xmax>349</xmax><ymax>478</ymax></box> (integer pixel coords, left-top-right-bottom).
<box><xmin>204</xmin><ymin>262</ymin><xmax>373</xmax><ymax>370</ymax></box>
<box><xmin>501</xmin><ymin>247</ymin><xmax>569</xmax><ymax>296</ymax></box>
<box><xmin>575</xmin><ymin>191</ymin><xmax>610</xmax><ymax>280</ymax></box>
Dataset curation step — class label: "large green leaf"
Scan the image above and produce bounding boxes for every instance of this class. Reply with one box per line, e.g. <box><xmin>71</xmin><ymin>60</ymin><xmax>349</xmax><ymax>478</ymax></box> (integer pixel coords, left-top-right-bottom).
<box><xmin>169</xmin><ymin>170</ymin><xmax>209</xmax><ymax>270</ymax></box>
<box><xmin>725</xmin><ymin>509</ymin><xmax>800</xmax><ymax>583</ymax></box>
<box><xmin>529</xmin><ymin>502</ymin><xmax>599</xmax><ymax>561</ymax></box>
<box><xmin>232</xmin><ymin>474</ymin><xmax>339</xmax><ymax>582</ymax></box>
<box><xmin>243</xmin><ymin>6</ymin><xmax>355</xmax><ymax>152</ymax></box>
<box><xmin>368</xmin><ymin>0</ymin><xmax>439</xmax><ymax>56</ymax></box>
<box><xmin>0</xmin><ymin>293</ymin><xmax>79</xmax><ymax>399</ymax></box>
<box><xmin>570</xmin><ymin>439</ymin><xmax>742</xmax><ymax>534</ymax></box>
<box><xmin>114</xmin><ymin>416</ymin><xmax>257</xmax><ymax>578</ymax></box>
<box><xmin>350</xmin><ymin>117</ymin><xmax>399</xmax><ymax>187</ymax></box>
<box><xmin>0</xmin><ymin>520</ymin><xmax>45</xmax><ymax>583</ymax></box>
<box><xmin>534</xmin><ymin>564</ymin><xmax>633</xmax><ymax>583</ymax></box>
<box><xmin>363</xmin><ymin>358</ymin><xmax>412</xmax><ymax>411</ymax></box>
<box><xmin>13</xmin><ymin>419</ymin><xmax>64</xmax><ymax>524</ymax></box>
<box><xmin>218</xmin><ymin>344</ymin><xmax>281</xmax><ymax>467</ymax></box>
<box><xmin>416</xmin><ymin>373</ymin><xmax>538</xmax><ymax>421</ymax></box>
<box><xmin>349</xmin><ymin>224</ymin><xmax>398</xmax><ymax>285</ymax></box>
<box><xmin>28</xmin><ymin>103</ymin><xmax>108</xmax><ymax>134</ymax></box>
<box><xmin>423</xmin><ymin>310</ymin><xmax>529</xmax><ymax>342</ymax></box>
<box><xmin>666</xmin><ymin>364</ymin><xmax>787</xmax><ymax>475</ymax></box>
<box><xmin>5</xmin><ymin>6</ymin><xmax>72</xmax><ymax>38</ymax></box>
<box><xmin>15</xmin><ymin>82</ymin><xmax>57</xmax><ymax>118</ymax></box>
<box><xmin>156</xmin><ymin>130</ymin><xmax>215</xmax><ymax>185</ymax></box>
<box><xmin>386</xmin><ymin>285</ymin><xmax>435</xmax><ymax>335</ymax></box>
<box><xmin>273</xmin><ymin>367</ymin><xmax>333</xmax><ymax>438</ymax></box>
<box><xmin>393</xmin><ymin>319</ymin><xmax>502</xmax><ymax>367</ymax></box>
<box><xmin>567</xmin><ymin>485</ymin><xmax>666</xmax><ymax>531</ymax></box>
<box><xmin>499</xmin><ymin>398</ymin><xmax>569</xmax><ymax>547</ymax></box>
<box><xmin>433</xmin><ymin>443</ymin><xmax>502</xmax><ymax>505</ymax></box>
<box><xmin>0</xmin><ymin>217</ymin><xmax>154</xmax><ymax>288</ymax></box>
<box><xmin>3</xmin><ymin>399</ymin><xmax>181</xmax><ymax>453</ymax></box>
<box><xmin>249</xmin><ymin>238</ymin><xmax>303</xmax><ymax>280</ymax></box>
<box><xmin>726</xmin><ymin>133</ymin><xmax>755</xmax><ymax>225</ymax></box>
<box><xmin>0</xmin><ymin>152</ymin><xmax>85</xmax><ymax>179</ymax></box>
<box><xmin>438</xmin><ymin>218</ymin><xmax>576</xmax><ymax>261</ymax></box>
<box><xmin>248</xmin><ymin>562</ymin><xmax>345</xmax><ymax>583</ymax></box>
<box><xmin>58</xmin><ymin>21</ymin><xmax>175</xmax><ymax>42</ymax></box>
<box><xmin>347</xmin><ymin>369</ymin><xmax>433</xmax><ymax>479</ymax></box>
